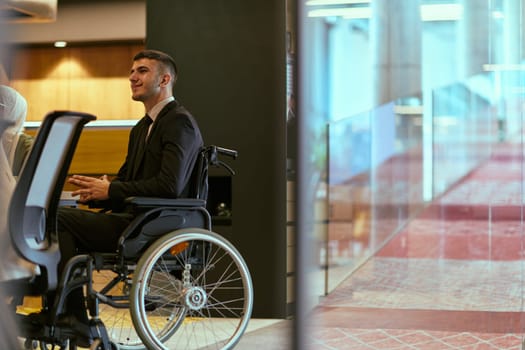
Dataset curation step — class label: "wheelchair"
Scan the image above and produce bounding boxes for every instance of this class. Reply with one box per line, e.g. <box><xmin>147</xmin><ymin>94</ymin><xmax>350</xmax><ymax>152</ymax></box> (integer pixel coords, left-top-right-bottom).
<box><xmin>3</xmin><ymin>111</ymin><xmax>253</xmax><ymax>350</ymax></box>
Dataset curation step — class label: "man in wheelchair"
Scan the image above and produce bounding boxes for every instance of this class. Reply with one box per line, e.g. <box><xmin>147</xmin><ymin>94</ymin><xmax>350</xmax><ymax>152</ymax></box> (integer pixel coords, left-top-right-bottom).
<box><xmin>57</xmin><ymin>49</ymin><xmax>202</xmax><ymax>337</ymax></box>
<box><xmin>26</xmin><ymin>49</ymin><xmax>203</xmax><ymax>348</ymax></box>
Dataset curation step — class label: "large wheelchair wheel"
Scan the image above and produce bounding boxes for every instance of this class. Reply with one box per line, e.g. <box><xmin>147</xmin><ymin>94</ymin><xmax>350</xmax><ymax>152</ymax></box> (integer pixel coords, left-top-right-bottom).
<box><xmin>130</xmin><ymin>228</ymin><xmax>253</xmax><ymax>350</ymax></box>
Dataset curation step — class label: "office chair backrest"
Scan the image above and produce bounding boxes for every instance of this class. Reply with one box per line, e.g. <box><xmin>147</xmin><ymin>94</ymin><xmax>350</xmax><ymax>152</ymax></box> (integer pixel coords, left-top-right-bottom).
<box><xmin>8</xmin><ymin>111</ymin><xmax>96</xmax><ymax>290</ymax></box>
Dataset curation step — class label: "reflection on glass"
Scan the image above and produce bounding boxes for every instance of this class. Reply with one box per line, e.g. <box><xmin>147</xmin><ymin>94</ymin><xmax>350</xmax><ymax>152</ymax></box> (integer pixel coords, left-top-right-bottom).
<box><xmin>298</xmin><ymin>0</ymin><xmax>525</xmax><ymax>348</ymax></box>
<box><xmin>327</xmin><ymin>100</ymin><xmax>426</xmax><ymax>290</ymax></box>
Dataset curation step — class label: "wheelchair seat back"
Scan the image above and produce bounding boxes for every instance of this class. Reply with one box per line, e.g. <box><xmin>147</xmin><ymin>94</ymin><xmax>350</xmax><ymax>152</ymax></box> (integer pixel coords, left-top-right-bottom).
<box><xmin>8</xmin><ymin>111</ymin><xmax>96</xmax><ymax>291</ymax></box>
<box><xmin>188</xmin><ymin>146</ymin><xmax>209</xmax><ymax>200</ymax></box>
<box><xmin>118</xmin><ymin>147</ymin><xmax>212</xmax><ymax>258</ymax></box>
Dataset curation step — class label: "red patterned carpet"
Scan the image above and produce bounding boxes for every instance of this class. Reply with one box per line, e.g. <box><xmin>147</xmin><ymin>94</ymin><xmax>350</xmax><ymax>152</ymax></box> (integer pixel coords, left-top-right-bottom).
<box><xmin>311</xmin><ymin>142</ymin><xmax>525</xmax><ymax>349</ymax></box>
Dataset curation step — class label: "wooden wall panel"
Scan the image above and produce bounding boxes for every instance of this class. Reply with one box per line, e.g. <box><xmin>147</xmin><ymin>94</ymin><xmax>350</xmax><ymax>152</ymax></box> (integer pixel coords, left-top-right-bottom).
<box><xmin>66</xmin><ymin>78</ymin><xmax>139</xmax><ymax>119</ymax></box>
<box><xmin>27</xmin><ymin>127</ymin><xmax>131</xmax><ymax>175</ymax></box>
<box><xmin>13</xmin><ymin>79</ymin><xmax>69</xmax><ymax>117</ymax></box>
<box><xmin>10</xmin><ymin>47</ymin><xmax>60</xmax><ymax>79</ymax></box>
<box><xmin>8</xmin><ymin>43</ymin><xmax>145</xmax><ymax>121</ymax></box>
<box><xmin>69</xmin><ymin>128</ymin><xmax>130</xmax><ymax>174</ymax></box>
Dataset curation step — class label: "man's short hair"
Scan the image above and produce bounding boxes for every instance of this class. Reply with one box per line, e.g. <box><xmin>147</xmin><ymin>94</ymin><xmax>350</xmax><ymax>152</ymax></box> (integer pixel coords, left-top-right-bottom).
<box><xmin>133</xmin><ymin>49</ymin><xmax>178</xmax><ymax>80</ymax></box>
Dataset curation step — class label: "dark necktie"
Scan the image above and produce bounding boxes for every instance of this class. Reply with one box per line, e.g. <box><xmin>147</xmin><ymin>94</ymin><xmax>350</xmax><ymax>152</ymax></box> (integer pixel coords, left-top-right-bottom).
<box><xmin>145</xmin><ymin>114</ymin><xmax>154</xmax><ymax>141</ymax></box>
<box><xmin>144</xmin><ymin>114</ymin><xmax>153</xmax><ymax>140</ymax></box>
<box><xmin>131</xmin><ymin>115</ymin><xmax>152</xmax><ymax>178</ymax></box>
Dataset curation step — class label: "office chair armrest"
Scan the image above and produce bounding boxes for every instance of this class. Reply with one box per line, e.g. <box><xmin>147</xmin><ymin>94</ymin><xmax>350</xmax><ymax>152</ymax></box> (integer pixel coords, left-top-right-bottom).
<box><xmin>125</xmin><ymin>197</ymin><xmax>206</xmax><ymax>209</ymax></box>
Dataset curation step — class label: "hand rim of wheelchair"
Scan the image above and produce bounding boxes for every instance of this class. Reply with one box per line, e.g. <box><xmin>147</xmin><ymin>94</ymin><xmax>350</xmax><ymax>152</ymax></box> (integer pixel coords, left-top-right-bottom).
<box><xmin>126</xmin><ymin>227</ymin><xmax>253</xmax><ymax>350</ymax></box>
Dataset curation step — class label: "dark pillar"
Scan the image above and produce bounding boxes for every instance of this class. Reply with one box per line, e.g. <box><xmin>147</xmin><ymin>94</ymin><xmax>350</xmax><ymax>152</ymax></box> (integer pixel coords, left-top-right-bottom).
<box><xmin>146</xmin><ymin>0</ymin><xmax>288</xmax><ymax>318</ymax></box>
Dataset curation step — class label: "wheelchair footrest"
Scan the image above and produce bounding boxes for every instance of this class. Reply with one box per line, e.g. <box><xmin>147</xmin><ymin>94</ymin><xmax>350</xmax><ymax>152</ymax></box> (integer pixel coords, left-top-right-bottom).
<box><xmin>16</xmin><ymin>312</ymin><xmax>113</xmax><ymax>350</ymax></box>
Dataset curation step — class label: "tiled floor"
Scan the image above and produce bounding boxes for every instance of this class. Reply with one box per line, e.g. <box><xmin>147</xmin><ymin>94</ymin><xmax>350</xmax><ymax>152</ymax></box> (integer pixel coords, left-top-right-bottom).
<box><xmin>307</xmin><ymin>328</ymin><xmax>522</xmax><ymax>349</ymax></box>
<box><xmin>261</xmin><ymin>143</ymin><xmax>525</xmax><ymax>349</ymax></box>
<box><xmin>305</xmin><ymin>258</ymin><xmax>525</xmax><ymax>349</ymax></box>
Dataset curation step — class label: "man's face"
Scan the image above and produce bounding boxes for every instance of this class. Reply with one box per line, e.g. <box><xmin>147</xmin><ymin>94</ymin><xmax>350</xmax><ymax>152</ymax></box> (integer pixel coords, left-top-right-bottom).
<box><xmin>129</xmin><ymin>58</ymin><xmax>163</xmax><ymax>102</ymax></box>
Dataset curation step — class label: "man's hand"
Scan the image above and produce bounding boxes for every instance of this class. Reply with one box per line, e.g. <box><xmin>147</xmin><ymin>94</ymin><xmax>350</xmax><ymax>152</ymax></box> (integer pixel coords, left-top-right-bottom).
<box><xmin>69</xmin><ymin>174</ymin><xmax>110</xmax><ymax>203</ymax></box>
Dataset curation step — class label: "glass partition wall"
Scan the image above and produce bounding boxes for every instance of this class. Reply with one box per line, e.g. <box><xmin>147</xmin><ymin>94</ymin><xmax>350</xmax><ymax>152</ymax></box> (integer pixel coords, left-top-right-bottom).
<box><xmin>297</xmin><ymin>0</ymin><xmax>525</xmax><ymax>348</ymax></box>
<box><xmin>326</xmin><ymin>101</ymin><xmax>426</xmax><ymax>290</ymax></box>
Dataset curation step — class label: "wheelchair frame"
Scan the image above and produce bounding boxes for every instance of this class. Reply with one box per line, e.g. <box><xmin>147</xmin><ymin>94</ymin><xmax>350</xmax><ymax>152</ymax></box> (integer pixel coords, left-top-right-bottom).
<box><xmin>5</xmin><ymin>111</ymin><xmax>253</xmax><ymax>350</ymax></box>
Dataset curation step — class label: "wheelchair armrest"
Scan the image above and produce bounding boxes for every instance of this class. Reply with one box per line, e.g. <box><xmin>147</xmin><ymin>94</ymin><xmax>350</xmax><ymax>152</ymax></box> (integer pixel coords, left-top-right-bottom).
<box><xmin>125</xmin><ymin>197</ymin><xmax>206</xmax><ymax>209</ymax></box>
<box><xmin>87</xmin><ymin>199</ymin><xmax>111</xmax><ymax>209</ymax></box>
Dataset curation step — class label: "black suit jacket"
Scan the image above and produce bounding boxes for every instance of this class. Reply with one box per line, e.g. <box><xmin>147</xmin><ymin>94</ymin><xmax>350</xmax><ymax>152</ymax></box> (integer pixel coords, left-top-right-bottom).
<box><xmin>108</xmin><ymin>100</ymin><xmax>203</xmax><ymax>209</ymax></box>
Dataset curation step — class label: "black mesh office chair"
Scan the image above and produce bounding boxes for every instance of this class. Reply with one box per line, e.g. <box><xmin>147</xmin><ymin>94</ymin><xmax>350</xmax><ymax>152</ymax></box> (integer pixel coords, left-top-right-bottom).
<box><xmin>9</xmin><ymin>111</ymin><xmax>95</xmax><ymax>292</ymax></box>
<box><xmin>5</xmin><ymin>111</ymin><xmax>108</xmax><ymax>349</ymax></box>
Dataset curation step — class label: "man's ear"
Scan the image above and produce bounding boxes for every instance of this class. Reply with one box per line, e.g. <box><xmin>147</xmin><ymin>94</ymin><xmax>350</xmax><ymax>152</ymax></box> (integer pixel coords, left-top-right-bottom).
<box><xmin>160</xmin><ymin>73</ymin><xmax>171</xmax><ymax>87</ymax></box>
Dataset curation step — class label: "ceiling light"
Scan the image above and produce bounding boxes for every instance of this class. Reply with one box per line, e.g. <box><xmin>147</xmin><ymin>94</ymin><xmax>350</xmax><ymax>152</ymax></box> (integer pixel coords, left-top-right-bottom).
<box><xmin>483</xmin><ymin>64</ymin><xmax>525</xmax><ymax>71</ymax></box>
<box><xmin>420</xmin><ymin>4</ymin><xmax>463</xmax><ymax>21</ymax></box>
<box><xmin>492</xmin><ymin>11</ymin><xmax>504</xmax><ymax>19</ymax></box>
<box><xmin>306</xmin><ymin>0</ymin><xmax>369</xmax><ymax>5</ymax></box>
<box><xmin>308</xmin><ymin>7</ymin><xmax>370</xmax><ymax>18</ymax></box>
<box><xmin>54</xmin><ymin>41</ymin><xmax>67</xmax><ymax>48</ymax></box>
<box><xmin>307</xmin><ymin>3</ymin><xmax>463</xmax><ymax>21</ymax></box>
